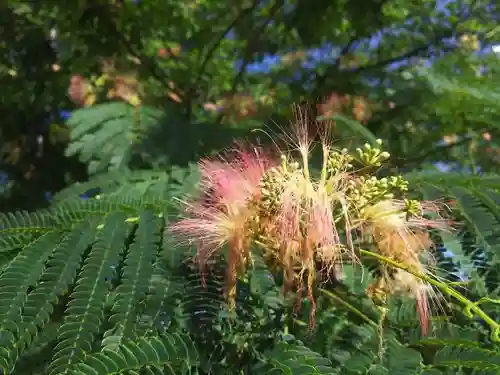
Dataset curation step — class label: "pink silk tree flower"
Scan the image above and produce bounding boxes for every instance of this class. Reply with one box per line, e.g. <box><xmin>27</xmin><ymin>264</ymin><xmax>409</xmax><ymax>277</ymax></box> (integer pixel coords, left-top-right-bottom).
<box><xmin>168</xmin><ymin>144</ymin><xmax>277</xmax><ymax>303</ymax></box>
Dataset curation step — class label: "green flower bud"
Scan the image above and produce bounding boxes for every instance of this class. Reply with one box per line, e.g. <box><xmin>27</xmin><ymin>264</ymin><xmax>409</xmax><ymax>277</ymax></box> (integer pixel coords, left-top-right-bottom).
<box><xmin>380</xmin><ymin>151</ymin><xmax>390</xmax><ymax>160</ymax></box>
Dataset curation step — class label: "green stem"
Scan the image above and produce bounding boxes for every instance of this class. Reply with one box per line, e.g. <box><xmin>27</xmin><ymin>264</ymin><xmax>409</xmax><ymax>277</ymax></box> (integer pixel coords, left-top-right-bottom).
<box><xmin>320</xmin><ymin>146</ymin><xmax>328</xmax><ymax>186</ymax></box>
<box><xmin>319</xmin><ymin>288</ymin><xmax>377</xmax><ymax>327</ymax></box>
<box><xmin>360</xmin><ymin>249</ymin><xmax>500</xmax><ymax>341</ymax></box>
<box><xmin>283</xmin><ymin>311</ymin><xmax>289</xmax><ymax>335</ymax></box>
<box><xmin>301</xmin><ymin>147</ymin><xmax>310</xmax><ymax>181</ymax></box>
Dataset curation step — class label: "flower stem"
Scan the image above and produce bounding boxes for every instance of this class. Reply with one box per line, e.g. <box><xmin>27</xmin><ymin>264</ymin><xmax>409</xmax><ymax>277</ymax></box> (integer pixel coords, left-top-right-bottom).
<box><xmin>360</xmin><ymin>249</ymin><xmax>500</xmax><ymax>342</ymax></box>
<box><xmin>319</xmin><ymin>288</ymin><xmax>377</xmax><ymax>327</ymax></box>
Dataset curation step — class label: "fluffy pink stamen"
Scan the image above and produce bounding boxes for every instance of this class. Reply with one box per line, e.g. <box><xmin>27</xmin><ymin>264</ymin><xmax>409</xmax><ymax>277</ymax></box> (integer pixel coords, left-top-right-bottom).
<box><xmin>278</xmin><ymin>190</ymin><xmax>302</xmax><ymax>241</ymax></box>
<box><xmin>416</xmin><ymin>289</ymin><xmax>430</xmax><ymax>336</ymax></box>
<box><xmin>308</xmin><ymin>190</ymin><xmax>339</xmax><ymax>252</ymax></box>
<box><xmin>169</xmin><ymin>143</ymin><xmax>277</xmax><ymax>279</ymax></box>
<box><xmin>199</xmin><ymin>143</ymin><xmax>276</xmax><ymax>206</ymax></box>
<box><xmin>410</xmin><ymin>200</ymin><xmax>453</xmax><ymax>231</ymax></box>
<box><xmin>169</xmin><ymin>204</ymin><xmax>235</xmax><ymax>281</ymax></box>
<box><xmin>275</xmin><ymin>179</ymin><xmax>341</xmax><ymax>269</ymax></box>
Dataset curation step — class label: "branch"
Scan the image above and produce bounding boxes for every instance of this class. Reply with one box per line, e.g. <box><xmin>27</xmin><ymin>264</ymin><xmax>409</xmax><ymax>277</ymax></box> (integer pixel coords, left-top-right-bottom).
<box><xmin>216</xmin><ymin>0</ymin><xmax>285</xmax><ymax>124</ymax></box>
<box><xmin>314</xmin><ymin>37</ymin><xmax>450</xmax><ymax>100</ymax></box>
<box><xmin>360</xmin><ymin>248</ymin><xmax>500</xmax><ymax>342</ymax></box>
<box><xmin>308</xmin><ymin>36</ymin><xmax>359</xmax><ymax>97</ymax></box>
<box><xmin>104</xmin><ymin>9</ymin><xmax>185</xmax><ymax>105</ymax></box>
<box><xmin>184</xmin><ymin>1</ymin><xmax>260</xmax><ymax>119</ymax></box>
<box><xmin>390</xmin><ymin>133</ymin><xmax>477</xmax><ymax>168</ymax></box>
<box><xmin>311</xmin><ymin>8</ymin><xmax>472</xmax><ymax>97</ymax></box>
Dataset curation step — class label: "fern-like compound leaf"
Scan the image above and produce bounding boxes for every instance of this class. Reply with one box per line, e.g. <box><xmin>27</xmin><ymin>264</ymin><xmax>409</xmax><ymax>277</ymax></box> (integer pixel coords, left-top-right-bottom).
<box><xmin>102</xmin><ymin>210</ymin><xmax>161</xmax><ymax>350</ymax></box>
<box><xmin>257</xmin><ymin>338</ymin><xmax>337</xmax><ymax>374</ymax></box>
<box><xmin>67</xmin><ymin>334</ymin><xmax>198</xmax><ymax>375</ymax></box>
<box><xmin>48</xmin><ymin>212</ymin><xmax>131</xmax><ymax>375</ymax></box>
<box><xmin>0</xmin><ymin>231</ymin><xmax>64</xmax><ymax>373</ymax></box>
<box><xmin>0</xmin><ymin>210</ymin><xmax>58</xmax><ymax>253</ymax></box>
<box><xmin>65</xmin><ymin>103</ymin><xmax>163</xmax><ymax>175</ymax></box>
<box><xmin>433</xmin><ymin>345</ymin><xmax>500</xmax><ymax>371</ymax></box>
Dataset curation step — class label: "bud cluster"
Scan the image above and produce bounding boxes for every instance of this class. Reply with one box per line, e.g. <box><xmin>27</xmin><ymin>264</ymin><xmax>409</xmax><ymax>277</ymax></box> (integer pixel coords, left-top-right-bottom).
<box><xmin>258</xmin><ymin>139</ymin><xmax>415</xmax><ymax>225</ymax></box>
<box><xmin>259</xmin><ymin>156</ymin><xmax>294</xmax><ymax>214</ymax></box>
<box><xmin>355</xmin><ymin>139</ymin><xmax>390</xmax><ymax>166</ymax></box>
<box><xmin>327</xmin><ymin>148</ymin><xmax>353</xmax><ymax>175</ymax></box>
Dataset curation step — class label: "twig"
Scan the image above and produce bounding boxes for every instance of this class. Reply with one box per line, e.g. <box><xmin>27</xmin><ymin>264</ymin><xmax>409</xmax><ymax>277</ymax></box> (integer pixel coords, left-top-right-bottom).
<box><xmin>311</xmin><ymin>6</ymin><xmax>472</xmax><ymax>98</ymax></box>
<box><xmin>105</xmin><ymin>10</ymin><xmax>185</xmax><ymax>104</ymax></box>
<box><xmin>360</xmin><ymin>249</ymin><xmax>500</xmax><ymax>341</ymax></box>
<box><xmin>184</xmin><ymin>1</ymin><xmax>260</xmax><ymax>119</ymax></box>
<box><xmin>216</xmin><ymin>0</ymin><xmax>285</xmax><ymax>124</ymax></box>
<box><xmin>391</xmin><ymin>133</ymin><xmax>479</xmax><ymax>168</ymax></box>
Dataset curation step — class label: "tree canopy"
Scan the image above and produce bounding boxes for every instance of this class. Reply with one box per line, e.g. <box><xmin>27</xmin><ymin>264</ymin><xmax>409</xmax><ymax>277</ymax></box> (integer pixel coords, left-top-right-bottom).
<box><xmin>2</xmin><ymin>0</ymin><xmax>500</xmax><ymax>374</ymax></box>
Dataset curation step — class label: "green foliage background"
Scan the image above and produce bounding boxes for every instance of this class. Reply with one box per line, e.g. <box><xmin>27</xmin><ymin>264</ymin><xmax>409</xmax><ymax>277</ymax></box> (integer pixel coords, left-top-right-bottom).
<box><xmin>3</xmin><ymin>0</ymin><xmax>500</xmax><ymax>374</ymax></box>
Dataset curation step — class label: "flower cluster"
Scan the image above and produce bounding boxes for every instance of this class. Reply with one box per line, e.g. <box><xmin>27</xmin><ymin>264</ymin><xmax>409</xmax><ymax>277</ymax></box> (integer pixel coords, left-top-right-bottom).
<box><xmin>169</xmin><ymin>114</ymin><xmax>450</xmax><ymax>333</ymax></box>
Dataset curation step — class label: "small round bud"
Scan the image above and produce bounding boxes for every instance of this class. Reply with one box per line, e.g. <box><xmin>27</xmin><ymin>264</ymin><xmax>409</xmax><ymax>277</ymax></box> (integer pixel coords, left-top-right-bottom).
<box><xmin>376</xmin><ymin>139</ymin><xmax>383</xmax><ymax>145</ymax></box>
